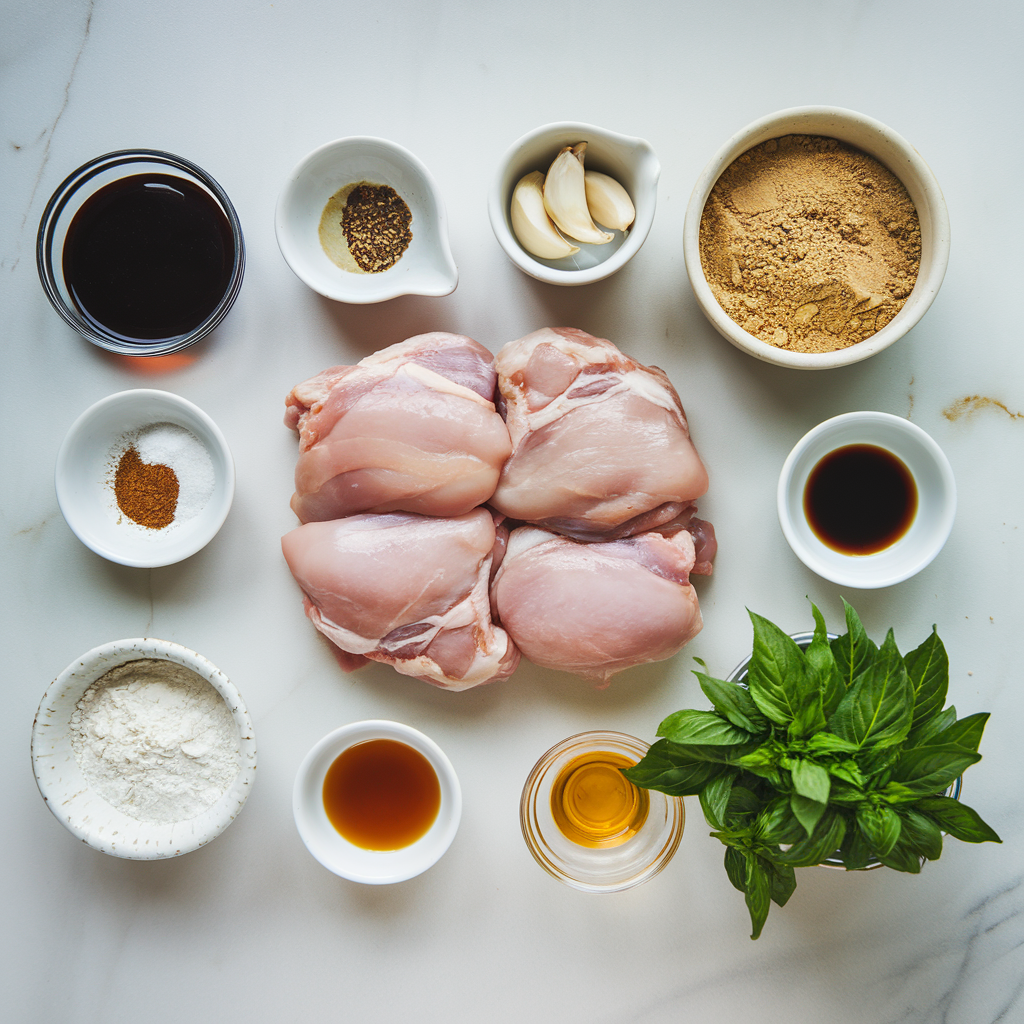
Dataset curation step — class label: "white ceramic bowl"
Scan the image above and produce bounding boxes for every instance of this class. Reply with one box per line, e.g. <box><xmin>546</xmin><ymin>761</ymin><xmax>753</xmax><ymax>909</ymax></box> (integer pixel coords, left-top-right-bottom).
<box><xmin>293</xmin><ymin>720</ymin><xmax>461</xmax><ymax>884</ymax></box>
<box><xmin>31</xmin><ymin>638</ymin><xmax>257</xmax><ymax>860</ymax></box>
<box><xmin>489</xmin><ymin>122</ymin><xmax>660</xmax><ymax>285</ymax></box>
<box><xmin>683</xmin><ymin>106</ymin><xmax>950</xmax><ymax>369</ymax></box>
<box><xmin>55</xmin><ymin>389</ymin><xmax>234</xmax><ymax>568</ymax></box>
<box><xmin>778</xmin><ymin>411</ymin><xmax>956</xmax><ymax>588</ymax></box>
<box><xmin>276</xmin><ymin>137</ymin><xmax>458</xmax><ymax>303</ymax></box>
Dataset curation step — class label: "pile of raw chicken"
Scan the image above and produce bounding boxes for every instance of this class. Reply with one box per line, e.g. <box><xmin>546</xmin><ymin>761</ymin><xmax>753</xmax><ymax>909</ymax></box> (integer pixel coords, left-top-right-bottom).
<box><xmin>281</xmin><ymin>328</ymin><xmax>716</xmax><ymax>690</ymax></box>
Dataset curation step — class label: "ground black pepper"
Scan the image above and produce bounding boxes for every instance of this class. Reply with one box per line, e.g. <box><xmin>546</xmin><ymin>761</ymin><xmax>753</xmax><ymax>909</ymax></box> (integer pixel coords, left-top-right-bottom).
<box><xmin>341</xmin><ymin>184</ymin><xmax>413</xmax><ymax>273</ymax></box>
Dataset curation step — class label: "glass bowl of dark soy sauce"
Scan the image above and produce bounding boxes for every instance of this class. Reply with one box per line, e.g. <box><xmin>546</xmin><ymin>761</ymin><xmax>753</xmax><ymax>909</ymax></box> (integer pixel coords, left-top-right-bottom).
<box><xmin>777</xmin><ymin>411</ymin><xmax>956</xmax><ymax>589</ymax></box>
<box><xmin>37</xmin><ymin>150</ymin><xmax>244</xmax><ymax>356</ymax></box>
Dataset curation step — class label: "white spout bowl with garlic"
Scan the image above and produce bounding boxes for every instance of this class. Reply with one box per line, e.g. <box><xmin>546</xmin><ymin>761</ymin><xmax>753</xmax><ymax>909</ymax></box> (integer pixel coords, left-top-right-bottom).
<box><xmin>489</xmin><ymin>122</ymin><xmax>660</xmax><ymax>285</ymax></box>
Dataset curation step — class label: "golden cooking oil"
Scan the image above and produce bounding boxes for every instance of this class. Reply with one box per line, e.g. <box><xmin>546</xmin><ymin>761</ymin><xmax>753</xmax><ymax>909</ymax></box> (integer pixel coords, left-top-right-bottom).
<box><xmin>550</xmin><ymin>750</ymin><xmax>649</xmax><ymax>848</ymax></box>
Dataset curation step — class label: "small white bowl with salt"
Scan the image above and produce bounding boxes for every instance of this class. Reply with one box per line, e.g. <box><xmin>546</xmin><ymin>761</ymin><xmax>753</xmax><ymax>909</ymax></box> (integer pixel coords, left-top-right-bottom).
<box><xmin>55</xmin><ymin>389</ymin><xmax>234</xmax><ymax>567</ymax></box>
<box><xmin>31</xmin><ymin>638</ymin><xmax>257</xmax><ymax>860</ymax></box>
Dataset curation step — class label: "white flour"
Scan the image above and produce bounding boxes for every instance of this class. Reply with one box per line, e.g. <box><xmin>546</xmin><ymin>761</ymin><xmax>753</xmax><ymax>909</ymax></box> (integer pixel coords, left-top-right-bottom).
<box><xmin>106</xmin><ymin>422</ymin><xmax>216</xmax><ymax>533</ymax></box>
<box><xmin>70</xmin><ymin>659</ymin><xmax>240</xmax><ymax>824</ymax></box>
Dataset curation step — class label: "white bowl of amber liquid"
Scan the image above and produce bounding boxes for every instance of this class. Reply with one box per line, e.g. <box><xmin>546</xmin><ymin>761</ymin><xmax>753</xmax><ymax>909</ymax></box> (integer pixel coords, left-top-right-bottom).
<box><xmin>520</xmin><ymin>731</ymin><xmax>684</xmax><ymax>893</ymax></box>
<box><xmin>293</xmin><ymin>720</ymin><xmax>462</xmax><ymax>884</ymax></box>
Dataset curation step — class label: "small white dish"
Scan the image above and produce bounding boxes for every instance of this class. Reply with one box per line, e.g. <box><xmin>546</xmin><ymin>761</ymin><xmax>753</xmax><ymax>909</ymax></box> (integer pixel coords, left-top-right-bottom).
<box><xmin>276</xmin><ymin>137</ymin><xmax>457</xmax><ymax>303</ymax></box>
<box><xmin>55</xmin><ymin>389</ymin><xmax>234</xmax><ymax>568</ymax></box>
<box><xmin>683</xmin><ymin>106</ymin><xmax>950</xmax><ymax>369</ymax></box>
<box><xmin>31</xmin><ymin>638</ymin><xmax>257</xmax><ymax>860</ymax></box>
<box><xmin>777</xmin><ymin>411</ymin><xmax>956</xmax><ymax>588</ymax></box>
<box><xmin>293</xmin><ymin>720</ymin><xmax>461</xmax><ymax>884</ymax></box>
<box><xmin>489</xmin><ymin>121</ymin><xmax>660</xmax><ymax>286</ymax></box>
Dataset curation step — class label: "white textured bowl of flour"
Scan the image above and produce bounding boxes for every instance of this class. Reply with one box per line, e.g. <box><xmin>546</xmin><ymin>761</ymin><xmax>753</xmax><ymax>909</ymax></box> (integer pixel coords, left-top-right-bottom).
<box><xmin>32</xmin><ymin>638</ymin><xmax>257</xmax><ymax>859</ymax></box>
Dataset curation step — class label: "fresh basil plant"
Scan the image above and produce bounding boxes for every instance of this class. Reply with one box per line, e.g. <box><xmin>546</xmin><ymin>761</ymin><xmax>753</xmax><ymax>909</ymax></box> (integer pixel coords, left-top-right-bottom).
<box><xmin>622</xmin><ymin>601</ymin><xmax>1001</xmax><ymax>939</ymax></box>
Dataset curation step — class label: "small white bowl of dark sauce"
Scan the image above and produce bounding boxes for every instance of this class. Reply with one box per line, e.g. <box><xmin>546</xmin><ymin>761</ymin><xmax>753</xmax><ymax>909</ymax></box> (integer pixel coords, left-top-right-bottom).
<box><xmin>293</xmin><ymin>720</ymin><xmax>461</xmax><ymax>884</ymax></box>
<box><xmin>37</xmin><ymin>150</ymin><xmax>244</xmax><ymax>356</ymax></box>
<box><xmin>276</xmin><ymin>137</ymin><xmax>458</xmax><ymax>304</ymax></box>
<box><xmin>777</xmin><ymin>411</ymin><xmax>956</xmax><ymax>588</ymax></box>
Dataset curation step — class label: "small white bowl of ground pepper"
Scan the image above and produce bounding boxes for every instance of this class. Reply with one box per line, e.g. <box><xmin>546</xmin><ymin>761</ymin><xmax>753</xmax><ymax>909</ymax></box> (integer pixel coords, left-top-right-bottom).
<box><xmin>683</xmin><ymin>106</ymin><xmax>950</xmax><ymax>369</ymax></box>
<box><xmin>55</xmin><ymin>389</ymin><xmax>234</xmax><ymax>567</ymax></box>
<box><xmin>276</xmin><ymin>136</ymin><xmax>458</xmax><ymax>303</ymax></box>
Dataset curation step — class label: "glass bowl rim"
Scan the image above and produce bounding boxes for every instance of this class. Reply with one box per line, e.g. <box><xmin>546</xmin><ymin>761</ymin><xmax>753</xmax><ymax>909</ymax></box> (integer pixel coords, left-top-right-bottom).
<box><xmin>520</xmin><ymin>729</ymin><xmax>684</xmax><ymax>893</ymax></box>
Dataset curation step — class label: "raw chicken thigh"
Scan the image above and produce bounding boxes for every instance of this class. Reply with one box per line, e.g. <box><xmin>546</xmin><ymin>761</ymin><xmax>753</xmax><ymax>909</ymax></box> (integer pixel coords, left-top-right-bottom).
<box><xmin>491</xmin><ymin>523</ymin><xmax>711</xmax><ymax>682</ymax></box>
<box><xmin>282</xmin><ymin>509</ymin><xmax>519</xmax><ymax>690</ymax></box>
<box><xmin>285</xmin><ymin>333</ymin><xmax>512</xmax><ymax>523</ymax></box>
<box><xmin>490</xmin><ymin>327</ymin><xmax>709</xmax><ymax>539</ymax></box>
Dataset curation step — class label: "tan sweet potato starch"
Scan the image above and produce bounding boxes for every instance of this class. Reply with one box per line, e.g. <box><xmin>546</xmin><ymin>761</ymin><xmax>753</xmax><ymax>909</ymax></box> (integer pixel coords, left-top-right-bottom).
<box><xmin>699</xmin><ymin>135</ymin><xmax>921</xmax><ymax>353</ymax></box>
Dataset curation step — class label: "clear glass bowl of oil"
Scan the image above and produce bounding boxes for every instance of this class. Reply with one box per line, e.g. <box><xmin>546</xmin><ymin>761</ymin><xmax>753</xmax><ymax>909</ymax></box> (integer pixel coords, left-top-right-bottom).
<box><xmin>520</xmin><ymin>731</ymin><xmax>684</xmax><ymax>893</ymax></box>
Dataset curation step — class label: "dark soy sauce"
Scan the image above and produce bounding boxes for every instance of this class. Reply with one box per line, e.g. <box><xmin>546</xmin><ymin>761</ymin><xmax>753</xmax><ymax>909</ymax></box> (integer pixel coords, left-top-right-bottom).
<box><xmin>804</xmin><ymin>444</ymin><xmax>918</xmax><ymax>555</ymax></box>
<box><xmin>62</xmin><ymin>173</ymin><xmax>234</xmax><ymax>341</ymax></box>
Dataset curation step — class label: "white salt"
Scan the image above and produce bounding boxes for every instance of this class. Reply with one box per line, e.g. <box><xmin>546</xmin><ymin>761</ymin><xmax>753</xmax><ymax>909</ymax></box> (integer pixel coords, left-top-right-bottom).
<box><xmin>107</xmin><ymin>422</ymin><xmax>216</xmax><ymax>533</ymax></box>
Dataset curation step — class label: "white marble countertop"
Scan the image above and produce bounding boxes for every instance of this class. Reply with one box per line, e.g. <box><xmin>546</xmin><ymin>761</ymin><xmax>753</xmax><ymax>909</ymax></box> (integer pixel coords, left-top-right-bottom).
<box><xmin>3</xmin><ymin>1</ymin><xmax>1023</xmax><ymax>1021</ymax></box>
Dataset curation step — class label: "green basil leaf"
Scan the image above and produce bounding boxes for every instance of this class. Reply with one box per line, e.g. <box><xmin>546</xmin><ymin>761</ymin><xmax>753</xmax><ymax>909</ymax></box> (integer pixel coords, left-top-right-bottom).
<box><xmin>838</xmin><ymin>824</ymin><xmax>873</xmax><ymax>870</ymax></box>
<box><xmin>805</xmin><ymin>732</ymin><xmax>860</xmax><ymax>755</ymax></box>
<box><xmin>790</xmin><ymin>759</ymin><xmax>831</xmax><ymax>804</ymax></box>
<box><xmin>828</xmin><ymin>779</ymin><xmax>869</xmax><ymax>806</ymax></box>
<box><xmin>889</xmin><ymin>744</ymin><xmax>981</xmax><ymax>797</ymax></box>
<box><xmin>934</xmin><ymin>712</ymin><xmax>989</xmax><ymax>754</ymax></box>
<box><xmin>808</xmin><ymin>603</ymin><xmax>846</xmax><ymax>717</ymax></box>
<box><xmin>744</xmin><ymin>856</ymin><xmax>772</xmax><ymax>940</ymax></box>
<box><xmin>767</xmin><ymin>861</ymin><xmax>797</xmax><ymax>907</ymax></box>
<box><xmin>879</xmin><ymin>836</ymin><xmax>923</xmax><ymax>873</ymax></box>
<box><xmin>904</xmin><ymin>626</ymin><xmax>948</xmax><ymax>729</ymax></box>
<box><xmin>856</xmin><ymin>803</ymin><xmax>902</xmax><ymax>857</ymax></box>
<box><xmin>697</xmin><ymin>672</ymin><xmax>769</xmax><ymax>735</ymax></box>
<box><xmin>856</xmin><ymin>743</ymin><xmax>902</xmax><ymax>780</ymax></box>
<box><xmin>898</xmin><ymin>808</ymin><xmax>943</xmax><ymax>860</ymax></box>
<box><xmin>914</xmin><ymin>796</ymin><xmax>1002</xmax><ymax>843</ymax></box>
<box><xmin>828</xmin><ymin>760</ymin><xmax>866</xmax><ymax>787</ymax></box>
<box><xmin>658</xmin><ymin>739</ymin><xmax>754</xmax><ymax>766</ymax></box>
<box><xmin>620</xmin><ymin>739</ymin><xmax>725</xmax><ymax>795</ymax></box>
<box><xmin>775</xmin><ymin>809</ymin><xmax>847</xmax><ymax>867</ymax></box>
<box><xmin>745</xmin><ymin>610</ymin><xmax>821</xmax><ymax>735</ymax></box>
<box><xmin>735</xmin><ymin>746</ymin><xmax>780</xmax><ymax>771</ymax></box>
<box><xmin>699</xmin><ymin>771</ymin><xmax>737</xmax><ymax>829</ymax></box>
<box><xmin>828</xmin><ymin>629</ymin><xmax>913</xmax><ymax>749</ymax></box>
<box><xmin>791</xmin><ymin>794</ymin><xmax>826</xmax><ymax>837</ymax></box>
<box><xmin>906</xmin><ymin>705</ymin><xmax>958</xmax><ymax>748</ymax></box>
<box><xmin>830</xmin><ymin>599</ymin><xmax>878</xmax><ymax>689</ymax></box>
<box><xmin>754</xmin><ymin>796</ymin><xmax>805</xmax><ymax>845</ymax></box>
<box><xmin>724</xmin><ymin>846</ymin><xmax>749</xmax><ymax>893</ymax></box>
<box><xmin>658</xmin><ymin>709</ymin><xmax>755</xmax><ymax>746</ymax></box>
<box><xmin>727</xmin><ymin>785</ymin><xmax>764</xmax><ymax>816</ymax></box>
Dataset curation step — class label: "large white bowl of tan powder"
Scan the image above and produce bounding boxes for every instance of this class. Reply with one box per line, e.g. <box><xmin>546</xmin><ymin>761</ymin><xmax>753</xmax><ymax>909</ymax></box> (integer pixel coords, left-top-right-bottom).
<box><xmin>31</xmin><ymin>638</ymin><xmax>257</xmax><ymax>859</ymax></box>
<box><xmin>683</xmin><ymin>106</ymin><xmax>950</xmax><ymax>369</ymax></box>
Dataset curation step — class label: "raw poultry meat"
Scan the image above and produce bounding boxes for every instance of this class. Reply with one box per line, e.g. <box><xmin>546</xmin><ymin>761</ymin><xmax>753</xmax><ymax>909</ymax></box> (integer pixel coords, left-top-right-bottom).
<box><xmin>281</xmin><ymin>509</ymin><xmax>519</xmax><ymax>690</ymax></box>
<box><xmin>491</xmin><ymin>522</ymin><xmax>711</xmax><ymax>682</ymax></box>
<box><xmin>490</xmin><ymin>327</ymin><xmax>709</xmax><ymax>539</ymax></box>
<box><xmin>285</xmin><ymin>333</ymin><xmax>512</xmax><ymax>523</ymax></box>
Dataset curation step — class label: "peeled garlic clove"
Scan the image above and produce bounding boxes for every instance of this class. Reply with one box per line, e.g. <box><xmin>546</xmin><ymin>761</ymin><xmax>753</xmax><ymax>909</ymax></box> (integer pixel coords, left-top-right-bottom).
<box><xmin>511</xmin><ymin>171</ymin><xmax>581</xmax><ymax>260</ymax></box>
<box><xmin>542</xmin><ymin>143</ymin><xmax>613</xmax><ymax>246</ymax></box>
<box><xmin>584</xmin><ymin>171</ymin><xmax>635</xmax><ymax>232</ymax></box>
